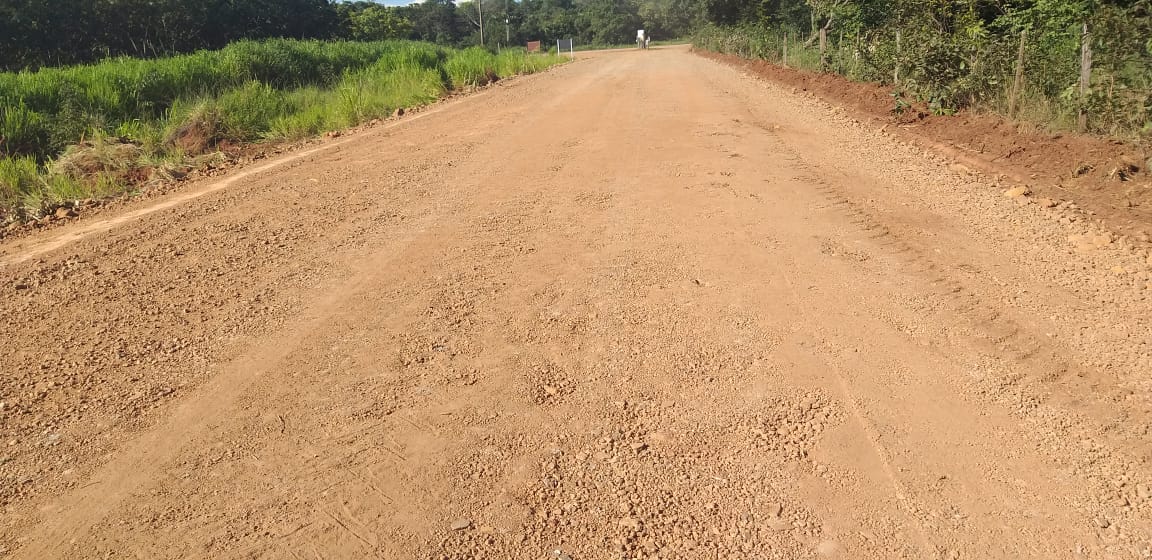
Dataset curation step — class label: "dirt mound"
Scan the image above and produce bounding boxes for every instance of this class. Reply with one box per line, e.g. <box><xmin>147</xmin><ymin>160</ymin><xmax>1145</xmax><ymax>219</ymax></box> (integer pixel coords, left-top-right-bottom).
<box><xmin>695</xmin><ymin>49</ymin><xmax>1152</xmax><ymax>239</ymax></box>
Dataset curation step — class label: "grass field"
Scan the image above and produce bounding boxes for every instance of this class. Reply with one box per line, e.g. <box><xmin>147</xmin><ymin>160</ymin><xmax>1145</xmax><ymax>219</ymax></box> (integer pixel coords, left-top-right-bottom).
<box><xmin>0</xmin><ymin>40</ymin><xmax>566</xmax><ymax>221</ymax></box>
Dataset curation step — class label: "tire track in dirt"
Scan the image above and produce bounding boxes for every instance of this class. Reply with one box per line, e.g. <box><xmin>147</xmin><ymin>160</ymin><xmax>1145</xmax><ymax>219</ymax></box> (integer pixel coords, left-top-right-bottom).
<box><xmin>773</xmin><ymin>252</ymin><xmax>935</xmax><ymax>557</ymax></box>
<box><xmin>6</xmin><ymin>46</ymin><xmax>1152</xmax><ymax>560</ymax></box>
<box><xmin>710</xmin><ymin>67</ymin><xmax>1152</xmax><ymax>555</ymax></box>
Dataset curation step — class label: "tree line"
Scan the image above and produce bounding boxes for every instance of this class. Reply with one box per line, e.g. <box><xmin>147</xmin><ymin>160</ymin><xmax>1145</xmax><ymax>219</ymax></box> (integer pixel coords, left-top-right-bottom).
<box><xmin>695</xmin><ymin>0</ymin><xmax>1152</xmax><ymax>135</ymax></box>
<box><xmin>0</xmin><ymin>0</ymin><xmax>706</xmax><ymax>71</ymax></box>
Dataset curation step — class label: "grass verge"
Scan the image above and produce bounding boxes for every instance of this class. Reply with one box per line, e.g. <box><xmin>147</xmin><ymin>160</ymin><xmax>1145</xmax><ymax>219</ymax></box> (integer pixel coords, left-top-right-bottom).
<box><xmin>0</xmin><ymin>41</ymin><xmax>565</xmax><ymax>224</ymax></box>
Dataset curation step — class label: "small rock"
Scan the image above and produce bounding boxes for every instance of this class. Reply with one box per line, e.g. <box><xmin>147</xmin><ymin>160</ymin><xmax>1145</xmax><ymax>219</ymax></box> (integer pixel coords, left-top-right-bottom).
<box><xmin>393</xmin><ymin>108</ymin><xmax>406</xmax><ymax>118</ymax></box>
<box><xmin>543</xmin><ymin>385</ymin><xmax>558</xmax><ymax>396</ymax></box>
<box><xmin>1037</xmin><ymin>198</ymin><xmax>1057</xmax><ymax>208</ymax></box>
<box><xmin>1095</xmin><ymin>517</ymin><xmax>1110</xmax><ymax>529</ymax></box>
<box><xmin>767</xmin><ymin>503</ymin><xmax>783</xmax><ymax>517</ymax></box>
<box><xmin>766</xmin><ymin>516</ymin><xmax>790</xmax><ymax>531</ymax></box>
<box><xmin>450</xmin><ymin>518</ymin><xmax>472</xmax><ymax>531</ymax></box>
<box><xmin>1003</xmin><ymin>186</ymin><xmax>1030</xmax><ymax>198</ymax></box>
<box><xmin>618</xmin><ymin>516</ymin><xmax>641</xmax><ymax>530</ymax></box>
<box><xmin>630</xmin><ymin>442</ymin><xmax>647</xmax><ymax>453</ymax></box>
<box><xmin>14</xmin><ymin>284</ymin><xmax>29</xmax><ymax>291</ymax></box>
<box><xmin>1137</xmin><ymin>484</ymin><xmax>1150</xmax><ymax>499</ymax></box>
<box><xmin>54</xmin><ymin>207</ymin><xmax>77</xmax><ymax>219</ymax></box>
<box><xmin>0</xmin><ymin>456</ymin><xmax>10</xmax><ymax>465</ymax></box>
<box><xmin>552</xmin><ymin>550</ymin><xmax>573</xmax><ymax>560</ymax></box>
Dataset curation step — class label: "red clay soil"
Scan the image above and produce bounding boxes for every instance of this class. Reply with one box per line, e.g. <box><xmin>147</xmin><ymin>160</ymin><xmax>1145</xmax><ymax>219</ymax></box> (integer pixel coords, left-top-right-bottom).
<box><xmin>696</xmin><ymin>49</ymin><xmax>1152</xmax><ymax>240</ymax></box>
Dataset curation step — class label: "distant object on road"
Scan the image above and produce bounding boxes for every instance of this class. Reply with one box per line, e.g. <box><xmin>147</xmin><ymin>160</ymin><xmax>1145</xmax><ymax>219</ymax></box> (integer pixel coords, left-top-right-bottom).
<box><xmin>527</xmin><ymin>40</ymin><xmax>541</xmax><ymax>53</ymax></box>
<box><xmin>637</xmin><ymin>30</ymin><xmax>650</xmax><ymax>49</ymax></box>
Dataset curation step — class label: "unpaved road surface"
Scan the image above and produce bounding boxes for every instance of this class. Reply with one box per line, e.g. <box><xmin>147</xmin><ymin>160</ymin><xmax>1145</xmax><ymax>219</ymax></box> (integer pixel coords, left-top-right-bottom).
<box><xmin>4</xmin><ymin>46</ymin><xmax>1152</xmax><ymax>559</ymax></box>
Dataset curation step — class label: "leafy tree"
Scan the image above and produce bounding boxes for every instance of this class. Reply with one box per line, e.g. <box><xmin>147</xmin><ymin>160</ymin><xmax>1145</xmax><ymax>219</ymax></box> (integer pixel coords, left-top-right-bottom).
<box><xmin>339</xmin><ymin>3</ymin><xmax>415</xmax><ymax>40</ymax></box>
<box><xmin>577</xmin><ymin>0</ymin><xmax>642</xmax><ymax>44</ymax></box>
<box><xmin>399</xmin><ymin>0</ymin><xmax>467</xmax><ymax>44</ymax></box>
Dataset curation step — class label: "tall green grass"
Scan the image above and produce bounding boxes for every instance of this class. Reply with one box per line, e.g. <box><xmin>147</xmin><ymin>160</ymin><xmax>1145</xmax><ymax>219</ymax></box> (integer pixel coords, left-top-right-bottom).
<box><xmin>446</xmin><ymin>48</ymin><xmax>499</xmax><ymax>89</ymax></box>
<box><xmin>0</xmin><ymin>40</ymin><xmax>566</xmax><ymax>221</ymax></box>
<box><xmin>0</xmin><ymin>39</ymin><xmax>434</xmax><ymax>162</ymax></box>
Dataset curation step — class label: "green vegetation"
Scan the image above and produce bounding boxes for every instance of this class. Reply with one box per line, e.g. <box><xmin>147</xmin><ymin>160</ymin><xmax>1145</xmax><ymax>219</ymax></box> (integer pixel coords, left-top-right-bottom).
<box><xmin>693</xmin><ymin>0</ymin><xmax>1152</xmax><ymax>139</ymax></box>
<box><xmin>1</xmin><ymin>0</ymin><xmax>702</xmax><ymax>72</ymax></box>
<box><xmin>0</xmin><ymin>40</ymin><xmax>565</xmax><ymax>220</ymax></box>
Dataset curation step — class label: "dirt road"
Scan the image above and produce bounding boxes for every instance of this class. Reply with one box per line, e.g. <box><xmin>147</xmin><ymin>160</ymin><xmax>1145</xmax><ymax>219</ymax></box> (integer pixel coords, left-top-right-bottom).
<box><xmin>3</xmin><ymin>45</ymin><xmax>1152</xmax><ymax>559</ymax></box>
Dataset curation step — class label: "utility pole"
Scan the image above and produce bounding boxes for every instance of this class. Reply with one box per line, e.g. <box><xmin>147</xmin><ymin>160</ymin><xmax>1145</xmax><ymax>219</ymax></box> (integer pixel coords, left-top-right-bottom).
<box><xmin>478</xmin><ymin>0</ymin><xmax>485</xmax><ymax>46</ymax></box>
<box><xmin>504</xmin><ymin>0</ymin><xmax>510</xmax><ymax>44</ymax></box>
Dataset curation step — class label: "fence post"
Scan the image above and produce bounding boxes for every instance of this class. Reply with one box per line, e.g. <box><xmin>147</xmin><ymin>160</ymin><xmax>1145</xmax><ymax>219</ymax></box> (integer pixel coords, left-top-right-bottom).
<box><xmin>783</xmin><ymin>32</ymin><xmax>788</xmax><ymax>67</ymax></box>
<box><xmin>854</xmin><ymin>32</ymin><xmax>860</xmax><ymax>76</ymax></box>
<box><xmin>819</xmin><ymin>28</ymin><xmax>827</xmax><ymax>68</ymax></box>
<box><xmin>894</xmin><ymin>30</ymin><xmax>901</xmax><ymax>84</ymax></box>
<box><xmin>838</xmin><ymin>30</ymin><xmax>844</xmax><ymax>72</ymax></box>
<box><xmin>1008</xmin><ymin>29</ymin><xmax>1027</xmax><ymax>117</ymax></box>
<box><xmin>1078</xmin><ymin>23</ymin><xmax>1092</xmax><ymax>132</ymax></box>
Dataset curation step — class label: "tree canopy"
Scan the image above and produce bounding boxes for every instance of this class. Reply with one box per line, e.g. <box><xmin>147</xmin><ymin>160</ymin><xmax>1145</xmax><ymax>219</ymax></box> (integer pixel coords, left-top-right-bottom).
<box><xmin>0</xmin><ymin>0</ymin><xmax>706</xmax><ymax>71</ymax></box>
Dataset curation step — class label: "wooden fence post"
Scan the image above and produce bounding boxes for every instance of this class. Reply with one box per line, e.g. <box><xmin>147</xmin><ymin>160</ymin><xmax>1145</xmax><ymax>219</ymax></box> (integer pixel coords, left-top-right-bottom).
<box><xmin>838</xmin><ymin>30</ymin><xmax>844</xmax><ymax>71</ymax></box>
<box><xmin>819</xmin><ymin>28</ymin><xmax>827</xmax><ymax>68</ymax></box>
<box><xmin>783</xmin><ymin>32</ymin><xmax>788</xmax><ymax>67</ymax></box>
<box><xmin>894</xmin><ymin>30</ymin><xmax>901</xmax><ymax>84</ymax></box>
<box><xmin>854</xmin><ymin>32</ymin><xmax>860</xmax><ymax>76</ymax></box>
<box><xmin>1078</xmin><ymin>23</ymin><xmax>1092</xmax><ymax>132</ymax></box>
<box><xmin>1008</xmin><ymin>29</ymin><xmax>1027</xmax><ymax>117</ymax></box>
